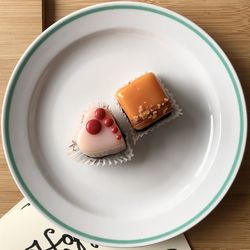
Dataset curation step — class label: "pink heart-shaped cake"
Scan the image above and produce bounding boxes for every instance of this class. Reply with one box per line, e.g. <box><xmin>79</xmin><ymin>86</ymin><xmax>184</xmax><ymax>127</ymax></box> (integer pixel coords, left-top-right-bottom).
<box><xmin>76</xmin><ymin>107</ymin><xmax>126</xmax><ymax>158</ymax></box>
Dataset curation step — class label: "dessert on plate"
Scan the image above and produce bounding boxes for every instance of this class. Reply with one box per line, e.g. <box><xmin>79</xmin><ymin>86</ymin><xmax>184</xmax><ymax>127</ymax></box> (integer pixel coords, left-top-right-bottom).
<box><xmin>115</xmin><ymin>72</ymin><xmax>173</xmax><ymax>131</ymax></box>
<box><xmin>75</xmin><ymin>107</ymin><xmax>126</xmax><ymax>158</ymax></box>
<box><xmin>69</xmin><ymin>73</ymin><xmax>181</xmax><ymax>164</ymax></box>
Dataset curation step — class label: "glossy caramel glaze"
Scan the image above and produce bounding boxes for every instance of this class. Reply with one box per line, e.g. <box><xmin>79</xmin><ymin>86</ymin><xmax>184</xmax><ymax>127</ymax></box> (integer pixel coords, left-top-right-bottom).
<box><xmin>116</xmin><ymin>72</ymin><xmax>172</xmax><ymax>130</ymax></box>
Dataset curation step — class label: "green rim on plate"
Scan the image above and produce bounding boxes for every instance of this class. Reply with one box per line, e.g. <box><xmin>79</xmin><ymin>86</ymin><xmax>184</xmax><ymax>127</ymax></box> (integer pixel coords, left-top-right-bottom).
<box><xmin>2</xmin><ymin>2</ymin><xmax>246</xmax><ymax>246</ymax></box>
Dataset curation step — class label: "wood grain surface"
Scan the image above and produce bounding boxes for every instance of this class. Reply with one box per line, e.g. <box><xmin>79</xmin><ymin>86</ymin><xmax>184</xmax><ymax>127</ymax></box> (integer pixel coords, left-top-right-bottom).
<box><xmin>0</xmin><ymin>0</ymin><xmax>43</xmax><ymax>216</ymax></box>
<box><xmin>1</xmin><ymin>0</ymin><xmax>250</xmax><ymax>249</ymax></box>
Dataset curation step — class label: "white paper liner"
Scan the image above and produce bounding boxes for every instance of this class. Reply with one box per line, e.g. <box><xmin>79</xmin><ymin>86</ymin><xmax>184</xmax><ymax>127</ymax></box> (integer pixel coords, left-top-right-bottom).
<box><xmin>115</xmin><ymin>82</ymin><xmax>183</xmax><ymax>144</ymax></box>
<box><xmin>68</xmin><ymin>103</ymin><xmax>134</xmax><ymax>166</ymax></box>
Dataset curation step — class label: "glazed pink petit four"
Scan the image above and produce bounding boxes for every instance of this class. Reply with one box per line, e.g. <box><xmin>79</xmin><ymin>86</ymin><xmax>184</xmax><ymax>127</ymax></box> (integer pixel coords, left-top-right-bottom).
<box><xmin>76</xmin><ymin>107</ymin><xmax>126</xmax><ymax>158</ymax></box>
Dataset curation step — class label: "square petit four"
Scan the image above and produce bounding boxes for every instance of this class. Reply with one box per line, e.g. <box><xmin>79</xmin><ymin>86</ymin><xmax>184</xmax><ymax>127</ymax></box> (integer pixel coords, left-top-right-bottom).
<box><xmin>115</xmin><ymin>72</ymin><xmax>172</xmax><ymax>130</ymax></box>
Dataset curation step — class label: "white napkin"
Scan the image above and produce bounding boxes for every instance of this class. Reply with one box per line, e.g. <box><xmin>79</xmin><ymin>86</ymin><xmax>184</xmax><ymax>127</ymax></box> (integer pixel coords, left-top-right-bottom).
<box><xmin>0</xmin><ymin>199</ymin><xmax>191</xmax><ymax>250</ymax></box>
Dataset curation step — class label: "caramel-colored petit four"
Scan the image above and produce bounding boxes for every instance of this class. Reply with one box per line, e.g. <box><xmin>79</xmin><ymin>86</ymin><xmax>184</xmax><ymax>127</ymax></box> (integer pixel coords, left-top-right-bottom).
<box><xmin>116</xmin><ymin>73</ymin><xmax>172</xmax><ymax>130</ymax></box>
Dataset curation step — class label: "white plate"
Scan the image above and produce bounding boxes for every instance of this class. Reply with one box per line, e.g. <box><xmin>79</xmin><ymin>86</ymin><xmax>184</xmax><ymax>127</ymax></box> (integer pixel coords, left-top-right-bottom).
<box><xmin>2</xmin><ymin>1</ymin><xmax>247</xmax><ymax>247</ymax></box>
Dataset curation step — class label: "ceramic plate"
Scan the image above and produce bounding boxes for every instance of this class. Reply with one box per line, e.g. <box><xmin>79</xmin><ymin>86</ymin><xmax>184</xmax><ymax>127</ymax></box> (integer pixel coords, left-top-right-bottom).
<box><xmin>2</xmin><ymin>2</ymin><xmax>247</xmax><ymax>247</ymax></box>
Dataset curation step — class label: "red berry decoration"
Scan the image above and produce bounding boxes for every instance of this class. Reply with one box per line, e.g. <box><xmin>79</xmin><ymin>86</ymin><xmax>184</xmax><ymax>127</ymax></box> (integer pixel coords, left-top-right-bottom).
<box><xmin>116</xmin><ymin>134</ymin><xmax>122</xmax><ymax>140</ymax></box>
<box><xmin>104</xmin><ymin>117</ymin><xmax>113</xmax><ymax>127</ymax></box>
<box><xmin>111</xmin><ymin>126</ymin><xmax>118</xmax><ymax>133</ymax></box>
<box><xmin>86</xmin><ymin>119</ymin><xmax>102</xmax><ymax>135</ymax></box>
<box><xmin>95</xmin><ymin>108</ymin><xmax>106</xmax><ymax>120</ymax></box>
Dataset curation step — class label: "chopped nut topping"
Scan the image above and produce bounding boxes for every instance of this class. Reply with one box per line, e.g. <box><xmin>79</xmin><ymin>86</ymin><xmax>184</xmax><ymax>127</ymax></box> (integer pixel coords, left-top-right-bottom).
<box><xmin>152</xmin><ymin>114</ymin><xmax>157</xmax><ymax>119</ymax></box>
<box><xmin>135</xmin><ymin>101</ymin><xmax>169</xmax><ymax>123</ymax></box>
<box><xmin>133</xmin><ymin>115</ymin><xmax>139</xmax><ymax>121</ymax></box>
<box><xmin>138</xmin><ymin>105</ymin><xmax>143</xmax><ymax>112</ymax></box>
<box><xmin>163</xmin><ymin>107</ymin><xmax>168</xmax><ymax>113</ymax></box>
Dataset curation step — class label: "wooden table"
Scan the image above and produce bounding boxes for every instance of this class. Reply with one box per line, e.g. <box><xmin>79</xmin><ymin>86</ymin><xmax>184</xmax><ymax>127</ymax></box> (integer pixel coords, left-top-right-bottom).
<box><xmin>0</xmin><ymin>0</ymin><xmax>43</xmax><ymax>216</ymax></box>
<box><xmin>0</xmin><ymin>1</ymin><xmax>249</xmax><ymax>249</ymax></box>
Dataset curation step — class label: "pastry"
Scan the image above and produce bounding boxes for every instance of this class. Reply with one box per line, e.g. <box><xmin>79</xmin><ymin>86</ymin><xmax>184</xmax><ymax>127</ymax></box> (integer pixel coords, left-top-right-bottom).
<box><xmin>115</xmin><ymin>72</ymin><xmax>172</xmax><ymax>130</ymax></box>
<box><xmin>76</xmin><ymin>107</ymin><xmax>126</xmax><ymax>158</ymax></box>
